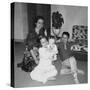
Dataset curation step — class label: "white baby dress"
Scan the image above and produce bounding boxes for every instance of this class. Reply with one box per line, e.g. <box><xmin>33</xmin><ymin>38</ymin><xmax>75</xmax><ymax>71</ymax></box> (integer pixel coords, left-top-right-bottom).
<box><xmin>30</xmin><ymin>46</ymin><xmax>57</xmax><ymax>84</ymax></box>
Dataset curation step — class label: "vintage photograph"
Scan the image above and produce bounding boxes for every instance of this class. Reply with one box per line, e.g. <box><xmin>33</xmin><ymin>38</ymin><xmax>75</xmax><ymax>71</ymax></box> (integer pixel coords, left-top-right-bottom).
<box><xmin>11</xmin><ymin>2</ymin><xmax>88</xmax><ymax>88</ymax></box>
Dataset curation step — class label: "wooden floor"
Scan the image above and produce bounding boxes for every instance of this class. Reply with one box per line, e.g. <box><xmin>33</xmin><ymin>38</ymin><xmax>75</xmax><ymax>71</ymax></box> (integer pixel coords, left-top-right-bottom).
<box><xmin>14</xmin><ymin>42</ymin><xmax>88</xmax><ymax>88</ymax></box>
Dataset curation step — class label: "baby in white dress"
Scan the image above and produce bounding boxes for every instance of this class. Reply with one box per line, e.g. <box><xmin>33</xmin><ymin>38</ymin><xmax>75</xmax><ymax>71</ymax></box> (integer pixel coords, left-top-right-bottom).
<box><xmin>30</xmin><ymin>36</ymin><xmax>57</xmax><ymax>84</ymax></box>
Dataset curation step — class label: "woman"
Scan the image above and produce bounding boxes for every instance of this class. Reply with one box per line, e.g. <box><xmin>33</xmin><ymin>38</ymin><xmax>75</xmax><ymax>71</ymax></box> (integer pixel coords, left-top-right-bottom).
<box><xmin>17</xmin><ymin>16</ymin><xmax>48</xmax><ymax>72</ymax></box>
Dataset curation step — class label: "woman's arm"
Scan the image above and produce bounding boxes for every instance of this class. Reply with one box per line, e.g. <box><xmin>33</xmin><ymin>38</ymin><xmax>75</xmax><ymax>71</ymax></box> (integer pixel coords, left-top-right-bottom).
<box><xmin>30</xmin><ymin>49</ymin><xmax>39</xmax><ymax>64</ymax></box>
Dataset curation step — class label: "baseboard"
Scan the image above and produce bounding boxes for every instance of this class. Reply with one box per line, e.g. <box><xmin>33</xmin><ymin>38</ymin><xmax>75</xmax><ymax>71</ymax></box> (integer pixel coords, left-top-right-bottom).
<box><xmin>14</xmin><ymin>39</ymin><xmax>25</xmax><ymax>43</ymax></box>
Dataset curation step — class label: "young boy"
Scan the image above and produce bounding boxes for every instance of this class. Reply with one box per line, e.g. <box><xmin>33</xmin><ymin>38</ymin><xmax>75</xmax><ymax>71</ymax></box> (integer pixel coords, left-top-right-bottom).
<box><xmin>58</xmin><ymin>32</ymin><xmax>84</xmax><ymax>84</ymax></box>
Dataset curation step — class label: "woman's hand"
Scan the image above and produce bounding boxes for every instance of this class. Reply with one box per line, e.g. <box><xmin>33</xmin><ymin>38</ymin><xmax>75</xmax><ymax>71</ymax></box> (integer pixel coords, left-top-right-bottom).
<box><xmin>24</xmin><ymin>50</ymin><xmax>30</xmax><ymax>57</ymax></box>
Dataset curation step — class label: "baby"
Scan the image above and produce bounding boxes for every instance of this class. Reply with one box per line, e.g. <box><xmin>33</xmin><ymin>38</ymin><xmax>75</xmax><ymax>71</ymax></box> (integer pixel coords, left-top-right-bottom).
<box><xmin>48</xmin><ymin>36</ymin><xmax>58</xmax><ymax>61</ymax></box>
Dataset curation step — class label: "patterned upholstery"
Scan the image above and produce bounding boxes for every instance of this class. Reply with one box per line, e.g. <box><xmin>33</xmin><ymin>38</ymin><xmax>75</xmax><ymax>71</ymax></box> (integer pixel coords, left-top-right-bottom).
<box><xmin>72</xmin><ymin>25</ymin><xmax>88</xmax><ymax>46</ymax></box>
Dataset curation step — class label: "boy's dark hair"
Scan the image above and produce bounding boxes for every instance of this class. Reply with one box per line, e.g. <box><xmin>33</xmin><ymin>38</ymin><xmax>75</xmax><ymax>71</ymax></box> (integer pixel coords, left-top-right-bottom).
<box><xmin>62</xmin><ymin>32</ymin><xmax>70</xmax><ymax>38</ymax></box>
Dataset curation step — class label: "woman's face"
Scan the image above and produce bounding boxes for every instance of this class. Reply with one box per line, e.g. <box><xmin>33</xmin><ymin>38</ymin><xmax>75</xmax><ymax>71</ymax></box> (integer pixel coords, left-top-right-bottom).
<box><xmin>35</xmin><ymin>19</ymin><xmax>44</xmax><ymax>30</ymax></box>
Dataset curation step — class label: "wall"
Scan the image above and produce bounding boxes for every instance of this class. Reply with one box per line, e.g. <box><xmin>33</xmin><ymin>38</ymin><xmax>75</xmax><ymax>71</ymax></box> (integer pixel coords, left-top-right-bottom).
<box><xmin>14</xmin><ymin>3</ymin><xmax>51</xmax><ymax>42</ymax></box>
<box><xmin>14</xmin><ymin>3</ymin><xmax>88</xmax><ymax>41</ymax></box>
<box><xmin>14</xmin><ymin>3</ymin><xmax>28</xmax><ymax>42</ymax></box>
<box><xmin>51</xmin><ymin>5</ymin><xmax>88</xmax><ymax>38</ymax></box>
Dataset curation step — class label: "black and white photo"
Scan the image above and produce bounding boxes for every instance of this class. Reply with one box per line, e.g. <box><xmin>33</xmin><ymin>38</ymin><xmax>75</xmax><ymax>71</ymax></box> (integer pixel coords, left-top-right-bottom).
<box><xmin>11</xmin><ymin>2</ymin><xmax>88</xmax><ymax>88</ymax></box>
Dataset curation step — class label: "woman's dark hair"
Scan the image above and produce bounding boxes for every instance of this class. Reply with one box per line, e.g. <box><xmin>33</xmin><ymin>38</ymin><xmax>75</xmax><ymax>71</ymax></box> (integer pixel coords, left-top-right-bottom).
<box><xmin>33</xmin><ymin>16</ymin><xmax>45</xmax><ymax>27</ymax></box>
<box><xmin>62</xmin><ymin>32</ymin><xmax>70</xmax><ymax>38</ymax></box>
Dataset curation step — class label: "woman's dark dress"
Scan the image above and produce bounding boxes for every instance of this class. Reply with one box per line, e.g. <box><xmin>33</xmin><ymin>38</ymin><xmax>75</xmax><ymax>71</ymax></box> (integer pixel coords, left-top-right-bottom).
<box><xmin>17</xmin><ymin>28</ymin><xmax>47</xmax><ymax>72</ymax></box>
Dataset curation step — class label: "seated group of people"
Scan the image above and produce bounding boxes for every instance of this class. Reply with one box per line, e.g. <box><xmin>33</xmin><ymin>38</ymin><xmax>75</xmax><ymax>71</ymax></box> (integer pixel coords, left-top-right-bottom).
<box><xmin>17</xmin><ymin>16</ymin><xmax>84</xmax><ymax>84</ymax></box>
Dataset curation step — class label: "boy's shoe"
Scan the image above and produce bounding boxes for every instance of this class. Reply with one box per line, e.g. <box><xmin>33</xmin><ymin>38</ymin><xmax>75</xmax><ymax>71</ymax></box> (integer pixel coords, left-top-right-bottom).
<box><xmin>77</xmin><ymin>69</ymin><xmax>84</xmax><ymax>75</ymax></box>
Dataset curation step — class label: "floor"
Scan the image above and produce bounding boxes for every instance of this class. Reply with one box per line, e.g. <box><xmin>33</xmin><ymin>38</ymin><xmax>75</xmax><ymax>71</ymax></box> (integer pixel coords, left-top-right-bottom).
<box><xmin>14</xmin><ymin>42</ymin><xmax>88</xmax><ymax>88</ymax></box>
